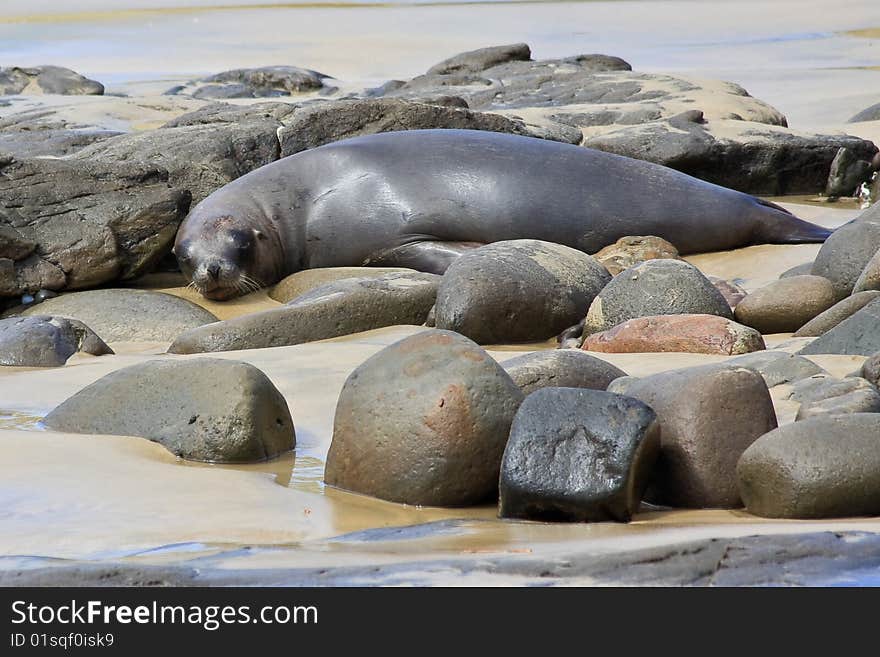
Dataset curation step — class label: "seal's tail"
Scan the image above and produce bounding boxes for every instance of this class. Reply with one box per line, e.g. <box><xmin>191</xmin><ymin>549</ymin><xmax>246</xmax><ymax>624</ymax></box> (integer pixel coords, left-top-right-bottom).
<box><xmin>751</xmin><ymin>198</ymin><xmax>833</xmax><ymax>245</ymax></box>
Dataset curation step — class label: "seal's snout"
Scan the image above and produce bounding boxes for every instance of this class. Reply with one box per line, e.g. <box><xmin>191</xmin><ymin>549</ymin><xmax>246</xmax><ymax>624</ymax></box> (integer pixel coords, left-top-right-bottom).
<box><xmin>207</xmin><ymin>263</ymin><xmax>221</xmax><ymax>280</ymax></box>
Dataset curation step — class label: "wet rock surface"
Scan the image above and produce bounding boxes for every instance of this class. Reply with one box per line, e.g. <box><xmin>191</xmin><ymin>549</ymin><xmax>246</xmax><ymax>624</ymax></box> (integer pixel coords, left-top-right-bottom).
<box><xmin>500</xmin><ymin>350</ymin><xmax>627</xmax><ymax>396</ymax></box>
<box><xmin>324</xmin><ymin>329</ymin><xmax>523</xmax><ymax>506</ymax></box>
<box><xmin>499</xmin><ymin>388</ymin><xmax>659</xmax><ymax>522</ymax></box>
<box><xmin>0</xmin><ymin>315</ymin><xmax>112</xmax><ymax>367</ymax></box>
<box><xmin>44</xmin><ymin>358</ymin><xmax>295</xmax><ymax>463</ymax></box>
<box><xmin>609</xmin><ymin>363</ymin><xmax>777</xmax><ymax>508</ymax></box>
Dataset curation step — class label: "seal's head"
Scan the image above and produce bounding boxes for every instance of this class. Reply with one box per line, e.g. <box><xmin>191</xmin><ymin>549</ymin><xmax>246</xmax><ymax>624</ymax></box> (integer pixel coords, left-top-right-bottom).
<box><xmin>173</xmin><ymin>214</ymin><xmax>283</xmax><ymax>300</ymax></box>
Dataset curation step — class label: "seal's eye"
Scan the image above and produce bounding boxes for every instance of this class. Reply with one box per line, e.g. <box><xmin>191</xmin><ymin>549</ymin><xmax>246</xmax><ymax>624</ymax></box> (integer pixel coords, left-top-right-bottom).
<box><xmin>228</xmin><ymin>230</ymin><xmax>251</xmax><ymax>251</ymax></box>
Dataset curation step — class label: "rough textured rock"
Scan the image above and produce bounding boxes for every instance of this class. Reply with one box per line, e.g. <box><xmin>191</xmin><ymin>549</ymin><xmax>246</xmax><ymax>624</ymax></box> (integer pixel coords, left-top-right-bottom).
<box><xmin>0</xmin><ymin>110</ymin><xmax>121</xmax><ymax>158</ymax></box>
<box><xmin>0</xmin><ymin>155</ymin><xmax>190</xmax><ymax>299</ymax></box>
<box><xmin>17</xmin><ymin>289</ymin><xmax>217</xmax><ymax>342</ymax></box>
<box><xmin>500</xmin><ymin>350</ymin><xmax>626</xmax><ymax>396</ymax></box>
<box><xmin>787</xmin><ymin>375</ymin><xmax>880</xmax><ymax>420</ymax></box>
<box><xmin>737</xmin><ymin>414</ymin><xmax>880</xmax><ymax>518</ymax></box>
<box><xmin>426</xmin><ymin>43</ymin><xmax>532</xmax><ymax>75</ymax></box>
<box><xmin>811</xmin><ymin>218</ymin><xmax>880</xmax><ymax>299</ymax></box>
<box><xmin>825</xmin><ymin>146</ymin><xmax>874</xmax><ymax>197</ymax></box>
<box><xmin>0</xmin><ymin>66</ymin><xmax>104</xmax><ymax>95</ymax></box>
<box><xmin>848</xmin><ymin>102</ymin><xmax>880</xmax><ymax>123</ymax></box>
<box><xmin>733</xmin><ymin>275</ymin><xmax>836</xmax><ymax>333</ymax></box>
<box><xmin>161</xmin><ymin>101</ymin><xmax>297</xmax><ymax>128</ymax></box>
<box><xmin>583</xmin><ymin>314</ymin><xmax>765</xmax><ymax>355</ymax></box>
<box><xmin>724</xmin><ymin>351</ymin><xmax>826</xmax><ymax>388</ymax></box>
<box><xmin>609</xmin><ymin>364</ymin><xmax>777</xmax><ymax>508</ymax></box>
<box><xmin>434</xmin><ymin>240</ymin><xmax>610</xmax><ymax>344</ymax></box>
<box><xmin>44</xmin><ymin>358</ymin><xmax>295</xmax><ymax>463</ymax></box>
<box><xmin>798</xmin><ymin>298</ymin><xmax>880</xmax><ymax>356</ymax></box>
<box><xmin>708</xmin><ymin>276</ymin><xmax>748</xmax><ymax>309</ymax></box>
<box><xmin>172</xmin><ymin>66</ymin><xmax>330</xmax><ymax>98</ymax></box>
<box><xmin>169</xmin><ymin>272</ymin><xmax>439</xmax><ymax>353</ymax></box>
<box><xmin>584</xmin><ymin>260</ymin><xmax>732</xmax><ymax>335</ymax></box>
<box><xmin>269</xmin><ymin>266</ymin><xmax>414</xmax><ymax>303</ymax></box>
<box><xmin>592</xmin><ymin>235</ymin><xmax>680</xmax><ymax>275</ymax></box>
<box><xmin>324</xmin><ymin>329</ymin><xmax>524</xmax><ymax>506</ymax></box>
<box><xmin>0</xmin><ymin>315</ymin><xmax>112</xmax><ymax>366</ymax></box>
<box><xmin>498</xmin><ymin>388</ymin><xmax>660</xmax><ymax>522</ymax></box>
<box><xmin>277</xmin><ymin>98</ymin><xmax>581</xmax><ymax>156</ymax></box>
<box><xmin>794</xmin><ymin>290</ymin><xmax>880</xmax><ymax>337</ymax></box>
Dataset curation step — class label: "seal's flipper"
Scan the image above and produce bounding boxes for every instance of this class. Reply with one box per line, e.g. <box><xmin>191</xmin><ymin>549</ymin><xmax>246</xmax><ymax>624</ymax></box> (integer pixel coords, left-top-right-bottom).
<box><xmin>362</xmin><ymin>240</ymin><xmax>484</xmax><ymax>274</ymax></box>
<box><xmin>751</xmin><ymin>199</ymin><xmax>833</xmax><ymax>245</ymax></box>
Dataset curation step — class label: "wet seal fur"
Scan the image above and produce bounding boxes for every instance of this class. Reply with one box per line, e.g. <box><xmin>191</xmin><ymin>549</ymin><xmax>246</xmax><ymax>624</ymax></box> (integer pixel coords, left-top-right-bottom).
<box><xmin>174</xmin><ymin>129</ymin><xmax>832</xmax><ymax>300</ymax></box>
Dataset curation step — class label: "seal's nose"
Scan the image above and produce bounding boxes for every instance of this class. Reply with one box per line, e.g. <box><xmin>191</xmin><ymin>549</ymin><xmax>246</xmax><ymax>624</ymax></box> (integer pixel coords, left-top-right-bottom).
<box><xmin>207</xmin><ymin>263</ymin><xmax>221</xmax><ymax>280</ymax></box>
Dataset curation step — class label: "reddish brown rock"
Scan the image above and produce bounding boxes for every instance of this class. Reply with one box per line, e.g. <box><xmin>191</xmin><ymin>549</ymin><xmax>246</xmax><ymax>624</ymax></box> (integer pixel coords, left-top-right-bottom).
<box><xmin>708</xmin><ymin>276</ymin><xmax>748</xmax><ymax>309</ymax></box>
<box><xmin>593</xmin><ymin>236</ymin><xmax>681</xmax><ymax>275</ymax></box>
<box><xmin>582</xmin><ymin>314</ymin><xmax>765</xmax><ymax>355</ymax></box>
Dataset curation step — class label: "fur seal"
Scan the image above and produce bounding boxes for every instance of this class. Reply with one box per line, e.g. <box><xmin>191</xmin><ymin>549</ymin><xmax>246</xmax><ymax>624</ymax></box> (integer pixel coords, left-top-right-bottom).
<box><xmin>173</xmin><ymin>129</ymin><xmax>832</xmax><ymax>299</ymax></box>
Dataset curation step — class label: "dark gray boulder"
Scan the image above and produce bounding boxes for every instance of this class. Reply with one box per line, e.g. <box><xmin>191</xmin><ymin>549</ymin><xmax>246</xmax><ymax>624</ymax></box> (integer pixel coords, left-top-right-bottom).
<box><xmin>584</xmin><ymin>259</ymin><xmax>731</xmax><ymax>335</ymax></box>
<box><xmin>811</xmin><ymin>218</ymin><xmax>880</xmax><ymax>300</ymax></box>
<box><xmin>794</xmin><ymin>290</ymin><xmax>880</xmax><ymax>337</ymax></box>
<box><xmin>434</xmin><ymin>240</ymin><xmax>611</xmax><ymax>344</ymax></box>
<box><xmin>426</xmin><ymin>43</ymin><xmax>532</xmax><ymax>75</ymax></box>
<box><xmin>848</xmin><ymin>102</ymin><xmax>880</xmax><ymax>123</ymax></box>
<box><xmin>798</xmin><ymin>298</ymin><xmax>880</xmax><ymax>356</ymax></box>
<box><xmin>44</xmin><ymin>358</ymin><xmax>295</xmax><ymax>463</ymax></box>
<box><xmin>608</xmin><ymin>363</ymin><xmax>777</xmax><ymax>508</ymax></box>
<box><xmin>732</xmin><ymin>275</ymin><xmax>836</xmax><ymax>334</ymax></box>
<box><xmin>737</xmin><ymin>414</ymin><xmax>880</xmax><ymax>518</ymax></box>
<box><xmin>0</xmin><ymin>315</ymin><xmax>112</xmax><ymax>366</ymax></box>
<box><xmin>498</xmin><ymin>387</ymin><xmax>659</xmax><ymax>522</ymax></box>
<box><xmin>788</xmin><ymin>375</ymin><xmax>880</xmax><ymax>420</ymax></box>
<box><xmin>277</xmin><ymin>98</ymin><xmax>581</xmax><ymax>157</ymax></box>
<box><xmin>324</xmin><ymin>329</ymin><xmax>524</xmax><ymax>506</ymax></box>
<box><xmin>161</xmin><ymin>101</ymin><xmax>297</xmax><ymax>128</ymax></box>
<box><xmin>0</xmin><ymin>154</ymin><xmax>190</xmax><ymax>299</ymax></box>
<box><xmin>17</xmin><ymin>289</ymin><xmax>217</xmax><ymax>343</ymax></box>
<box><xmin>0</xmin><ymin>66</ymin><xmax>104</xmax><ymax>96</ymax></box>
<box><xmin>500</xmin><ymin>350</ymin><xmax>627</xmax><ymax>396</ymax></box>
<box><xmin>169</xmin><ymin>272</ymin><xmax>439</xmax><ymax>353</ymax></box>
<box><xmin>725</xmin><ymin>351</ymin><xmax>826</xmax><ymax>388</ymax></box>
<box><xmin>825</xmin><ymin>146</ymin><xmax>874</xmax><ymax>197</ymax></box>
<box><xmin>0</xmin><ymin>110</ymin><xmax>120</xmax><ymax>157</ymax></box>
<box><xmin>173</xmin><ymin>66</ymin><xmax>330</xmax><ymax>99</ymax></box>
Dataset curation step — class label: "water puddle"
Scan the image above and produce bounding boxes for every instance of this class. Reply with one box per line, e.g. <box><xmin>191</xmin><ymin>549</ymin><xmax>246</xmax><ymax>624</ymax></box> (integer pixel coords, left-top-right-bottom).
<box><xmin>0</xmin><ymin>410</ymin><xmax>44</xmax><ymax>431</ymax></box>
<box><xmin>179</xmin><ymin>451</ymin><xmax>325</xmax><ymax>493</ymax></box>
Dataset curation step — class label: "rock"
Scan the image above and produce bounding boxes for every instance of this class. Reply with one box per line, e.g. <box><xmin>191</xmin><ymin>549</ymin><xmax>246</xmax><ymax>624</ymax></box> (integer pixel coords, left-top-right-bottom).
<box><xmin>269</xmin><ymin>266</ymin><xmax>415</xmax><ymax>303</ymax></box>
<box><xmin>324</xmin><ymin>329</ymin><xmax>524</xmax><ymax>506</ymax></box>
<box><xmin>780</xmin><ymin>262</ymin><xmax>814</xmax><ymax>278</ymax></box>
<box><xmin>811</xmin><ymin>218</ymin><xmax>880</xmax><ymax>299</ymax></box>
<box><xmin>798</xmin><ymin>298</ymin><xmax>880</xmax><ymax>356</ymax></box>
<box><xmin>794</xmin><ymin>291</ymin><xmax>880</xmax><ymax>337</ymax></box>
<box><xmin>737</xmin><ymin>414</ymin><xmax>880</xmax><ymax>518</ymax></box>
<box><xmin>583</xmin><ymin>314</ymin><xmax>765</xmax><ymax>355</ymax></box>
<box><xmin>584</xmin><ymin>259</ymin><xmax>732</xmax><ymax>335</ymax></box>
<box><xmin>169</xmin><ymin>272</ymin><xmax>439</xmax><ymax>353</ymax></box>
<box><xmin>0</xmin><ymin>155</ymin><xmax>190</xmax><ymax>299</ymax></box>
<box><xmin>498</xmin><ymin>388</ymin><xmax>660</xmax><ymax>522</ymax></box>
<box><xmin>0</xmin><ymin>66</ymin><xmax>104</xmax><ymax>95</ymax></box>
<box><xmin>0</xmin><ymin>315</ymin><xmax>112</xmax><ymax>367</ymax></box>
<box><xmin>426</xmin><ymin>43</ymin><xmax>532</xmax><ymax>76</ymax></box>
<box><xmin>725</xmin><ymin>351</ymin><xmax>826</xmax><ymax>388</ymax></box>
<box><xmin>708</xmin><ymin>276</ymin><xmax>748</xmax><ymax>309</ymax></box>
<box><xmin>848</xmin><ymin>102</ymin><xmax>880</xmax><ymax>123</ymax></box>
<box><xmin>175</xmin><ymin>66</ymin><xmax>330</xmax><ymax>98</ymax></box>
<box><xmin>0</xmin><ymin>110</ymin><xmax>120</xmax><ymax>157</ymax></box>
<box><xmin>434</xmin><ymin>240</ymin><xmax>611</xmax><ymax>344</ymax></box>
<box><xmin>733</xmin><ymin>275</ymin><xmax>836</xmax><ymax>333</ymax></box>
<box><xmin>609</xmin><ymin>363</ymin><xmax>777</xmax><ymax>508</ymax></box>
<box><xmin>161</xmin><ymin>101</ymin><xmax>297</xmax><ymax>128</ymax></box>
<box><xmin>277</xmin><ymin>98</ymin><xmax>581</xmax><ymax>156</ymax></box>
<box><xmin>44</xmin><ymin>358</ymin><xmax>294</xmax><ymax>463</ymax></box>
<box><xmin>500</xmin><ymin>350</ymin><xmax>627</xmax><ymax>396</ymax></box>
<box><xmin>861</xmin><ymin>351</ymin><xmax>880</xmax><ymax>387</ymax></box>
<box><xmin>592</xmin><ymin>235</ymin><xmax>680</xmax><ymax>275</ymax></box>
<box><xmin>826</xmin><ymin>147</ymin><xmax>873</xmax><ymax>197</ymax></box>
<box><xmin>17</xmin><ymin>289</ymin><xmax>217</xmax><ymax>342</ymax></box>
<box><xmin>853</xmin><ymin>247</ymin><xmax>880</xmax><ymax>293</ymax></box>
<box><xmin>73</xmin><ymin>118</ymin><xmax>281</xmax><ymax>204</ymax></box>
<box><xmin>787</xmin><ymin>375</ymin><xmax>880</xmax><ymax>420</ymax></box>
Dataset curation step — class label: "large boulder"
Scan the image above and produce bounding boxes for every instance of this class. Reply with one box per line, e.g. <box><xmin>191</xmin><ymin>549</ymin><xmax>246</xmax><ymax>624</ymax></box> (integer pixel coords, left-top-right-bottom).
<box><xmin>593</xmin><ymin>235</ymin><xmax>680</xmax><ymax>275</ymax></box>
<box><xmin>500</xmin><ymin>350</ymin><xmax>626</xmax><ymax>396</ymax></box>
<box><xmin>0</xmin><ymin>155</ymin><xmax>190</xmax><ymax>299</ymax></box>
<box><xmin>798</xmin><ymin>298</ymin><xmax>880</xmax><ymax>356</ymax></box>
<box><xmin>498</xmin><ymin>387</ymin><xmax>660</xmax><ymax>522</ymax></box>
<box><xmin>609</xmin><ymin>363</ymin><xmax>777</xmax><ymax>508</ymax></box>
<box><xmin>737</xmin><ymin>414</ymin><xmax>880</xmax><ymax>518</ymax></box>
<box><xmin>584</xmin><ymin>259</ymin><xmax>731</xmax><ymax>335</ymax></box>
<box><xmin>44</xmin><ymin>358</ymin><xmax>295</xmax><ymax>463</ymax></box>
<box><xmin>583</xmin><ymin>314</ymin><xmax>764</xmax><ymax>355</ymax></box>
<box><xmin>0</xmin><ymin>315</ymin><xmax>112</xmax><ymax>367</ymax></box>
<box><xmin>169</xmin><ymin>272</ymin><xmax>439</xmax><ymax>353</ymax></box>
<box><xmin>269</xmin><ymin>266</ymin><xmax>414</xmax><ymax>303</ymax></box>
<box><xmin>810</xmin><ymin>218</ymin><xmax>880</xmax><ymax>300</ymax></box>
<box><xmin>0</xmin><ymin>66</ymin><xmax>104</xmax><ymax>95</ymax></box>
<box><xmin>324</xmin><ymin>329</ymin><xmax>524</xmax><ymax>506</ymax></box>
<box><xmin>732</xmin><ymin>275</ymin><xmax>836</xmax><ymax>334</ymax></box>
<box><xmin>794</xmin><ymin>291</ymin><xmax>880</xmax><ymax>337</ymax></box>
<box><xmin>434</xmin><ymin>240</ymin><xmax>611</xmax><ymax>344</ymax></box>
<box><xmin>17</xmin><ymin>289</ymin><xmax>217</xmax><ymax>343</ymax></box>
<box><xmin>277</xmin><ymin>98</ymin><xmax>582</xmax><ymax>156</ymax></box>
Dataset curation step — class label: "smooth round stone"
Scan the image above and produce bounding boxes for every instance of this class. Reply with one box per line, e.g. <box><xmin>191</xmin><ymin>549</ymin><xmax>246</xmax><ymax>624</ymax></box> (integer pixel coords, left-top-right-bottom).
<box><xmin>269</xmin><ymin>266</ymin><xmax>415</xmax><ymax>303</ymax></box>
<box><xmin>0</xmin><ymin>315</ymin><xmax>112</xmax><ymax>367</ymax></box>
<box><xmin>811</xmin><ymin>219</ymin><xmax>880</xmax><ymax>300</ymax></box>
<box><xmin>788</xmin><ymin>375</ymin><xmax>880</xmax><ymax>420</ymax></box>
<box><xmin>733</xmin><ymin>275</ymin><xmax>836</xmax><ymax>334</ymax></box>
<box><xmin>794</xmin><ymin>291</ymin><xmax>880</xmax><ymax>337</ymax></box>
<box><xmin>500</xmin><ymin>350</ymin><xmax>627</xmax><ymax>396</ymax></box>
